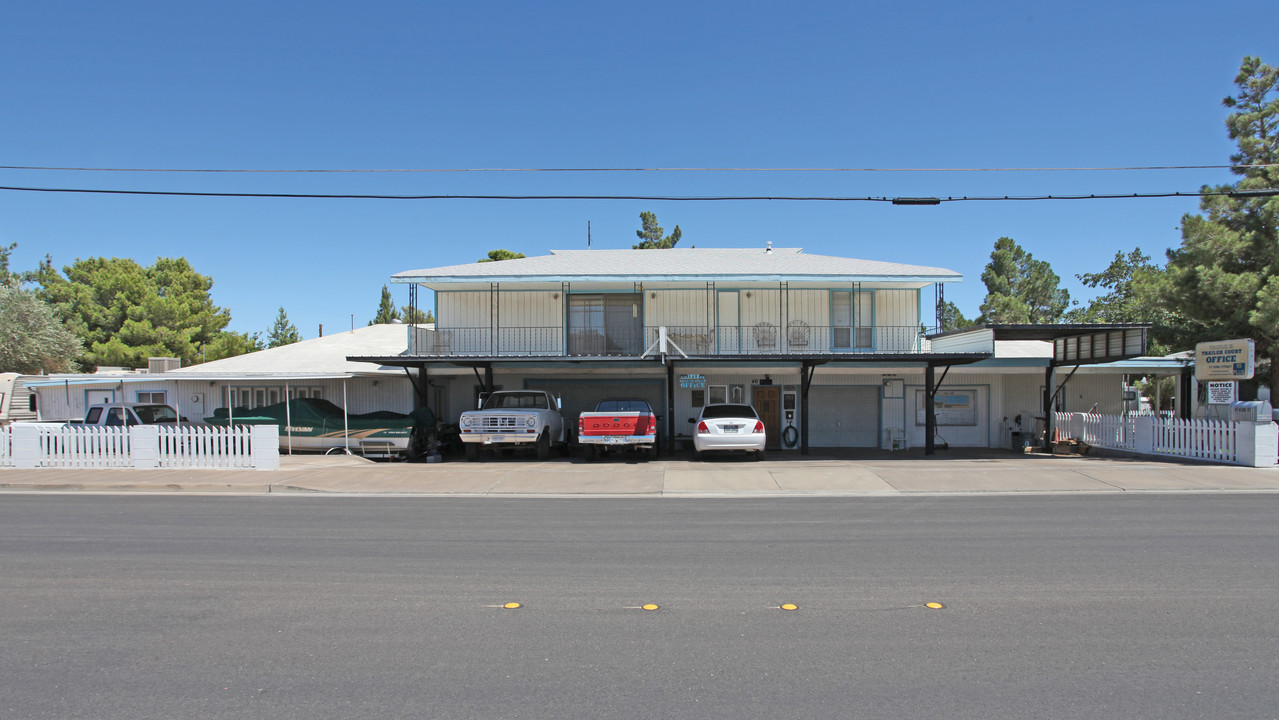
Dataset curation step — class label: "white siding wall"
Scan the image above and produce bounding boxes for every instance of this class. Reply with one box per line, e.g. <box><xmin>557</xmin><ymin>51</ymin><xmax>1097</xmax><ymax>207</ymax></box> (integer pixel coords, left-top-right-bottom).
<box><xmin>645</xmin><ymin>289</ymin><xmax>712</xmax><ymax>330</ymax></box>
<box><xmin>438</xmin><ymin>291</ymin><xmax>493</xmax><ymax>354</ymax></box>
<box><xmin>874</xmin><ymin>290</ymin><xmax>920</xmax><ymax>352</ymax></box>
<box><xmin>496</xmin><ymin>291</ymin><xmax>562</xmax><ymax>355</ymax></box>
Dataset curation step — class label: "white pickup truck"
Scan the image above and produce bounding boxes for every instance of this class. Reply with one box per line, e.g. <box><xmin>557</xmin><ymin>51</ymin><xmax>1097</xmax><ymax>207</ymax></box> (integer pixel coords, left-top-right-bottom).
<box><xmin>458</xmin><ymin>390</ymin><xmax>566</xmax><ymax>461</ymax></box>
<box><xmin>75</xmin><ymin>402</ymin><xmax>205</xmax><ymax>427</ymax></box>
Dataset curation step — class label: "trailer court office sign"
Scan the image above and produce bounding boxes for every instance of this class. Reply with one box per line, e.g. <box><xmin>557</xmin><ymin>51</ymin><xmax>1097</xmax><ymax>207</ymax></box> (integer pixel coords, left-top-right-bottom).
<box><xmin>1195</xmin><ymin>339</ymin><xmax>1255</xmax><ymax>380</ymax></box>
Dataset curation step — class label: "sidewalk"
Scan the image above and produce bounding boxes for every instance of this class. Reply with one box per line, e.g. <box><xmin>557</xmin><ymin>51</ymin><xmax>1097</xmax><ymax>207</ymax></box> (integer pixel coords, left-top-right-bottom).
<box><xmin>2</xmin><ymin>448</ymin><xmax>1278</xmax><ymax>496</ymax></box>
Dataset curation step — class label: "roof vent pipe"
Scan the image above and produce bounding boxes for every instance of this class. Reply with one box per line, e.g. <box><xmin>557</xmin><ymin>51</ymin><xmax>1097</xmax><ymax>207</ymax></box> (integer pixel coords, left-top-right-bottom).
<box><xmin>765</xmin><ymin>241</ymin><xmax>772</xmax><ymax>254</ymax></box>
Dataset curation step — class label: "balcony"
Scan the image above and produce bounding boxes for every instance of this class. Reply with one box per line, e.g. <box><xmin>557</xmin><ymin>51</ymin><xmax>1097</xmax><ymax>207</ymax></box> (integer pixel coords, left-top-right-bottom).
<box><xmin>409</xmin><ymin>324</ymin><xmax>934</xmax><ymax>358</ymax></box>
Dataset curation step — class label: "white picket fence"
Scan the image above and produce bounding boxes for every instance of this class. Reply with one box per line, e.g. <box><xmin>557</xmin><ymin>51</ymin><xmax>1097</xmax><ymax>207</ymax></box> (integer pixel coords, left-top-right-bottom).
<box><xmin>1076</xmin><ymin>413</ymin><xmax>1138</xmax><ymax>452</ymax></box>
<box><xmin>1150</xmin><ymin>417</ymin><xmax>1237</xmax><ymax>463</ymax></box>
<box><xmin>0</xmin><ymin>424</ymin><xmax>279</xmax><ymax>471</ymax></box>
<box><xmin>34</xmin><ymin>425</ymin><xmax>133</xmax><ymax>468</ymax></box>
<box><xmin>1055</xmin><ymin>412</ymin><xmax>1275</xmax><ymax>467</ymax></box>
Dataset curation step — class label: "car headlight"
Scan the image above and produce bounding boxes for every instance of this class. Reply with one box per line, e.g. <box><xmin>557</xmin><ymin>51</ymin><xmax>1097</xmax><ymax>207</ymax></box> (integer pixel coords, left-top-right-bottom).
<box><xmin>461</xmin><ymin>416</ymin><xmax>472</xmax><ymax>427</ymax></box>
<box><xmin>526</xmin><ymin>416</ymin><xmax>537</xmax><ymax>427</ymax></box>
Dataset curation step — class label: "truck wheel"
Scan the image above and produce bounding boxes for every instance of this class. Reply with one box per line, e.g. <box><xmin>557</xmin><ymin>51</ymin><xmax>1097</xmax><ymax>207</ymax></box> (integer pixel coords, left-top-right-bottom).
<box><xmin>536</xmin><ymin>431</ymin><xmax>551</xmax><ymax>460</ymax></box>
<box><xmin>647</xmin><ymin>443</ymin><xmax>659</xmax><ymax>461</ymax></box>
<box><xmin>464</xmin><ymin>443</ymin><xmax>480</xmax><ymax>462</ymax></box>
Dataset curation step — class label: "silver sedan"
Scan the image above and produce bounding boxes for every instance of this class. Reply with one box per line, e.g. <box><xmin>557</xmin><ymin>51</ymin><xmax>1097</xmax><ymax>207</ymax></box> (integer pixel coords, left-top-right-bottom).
<box><xmin>689</xmin><ymin>403</ymin><xmax>766</xmax><ymax>460</ymax></box>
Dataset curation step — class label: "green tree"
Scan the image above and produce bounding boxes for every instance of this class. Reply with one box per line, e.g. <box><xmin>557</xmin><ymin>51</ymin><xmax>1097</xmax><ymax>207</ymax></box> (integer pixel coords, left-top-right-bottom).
<box><xmin>369</xmin><ymin>285</ymin><xmax>402</xmax><ymax>325</ymax></box>
<box><xmin>36</xmin><ymin>256</ymin><xmax>235</xmax><ymax>369</ymax></box>
<box><xmin>200</xmin><ymin>331</ymin><xmax>264</xmax><ymax>362</ymax></box>
<box><xmin>1065</xmin><ymin>248</ymin><xmax>1176</xmax><ymax>354</ymax></box>
<box><xmin>936</xmin><ymin>300</ymin><xmax>974</xmax><ymax>332</ymax></box>
<box><xmin>1143</xmin><ymin>56</ymin><xmax>1279</xmax><ymax>389</ymax></box>
<box><xmin>478</xmin><ymin>249</ymin><xmax>525</xmax><ymax>262</ymax></box>
<box><xmin>268</xmin><ymin>307</ymin><xmax>302</xmax><ymax>347</ymax></box>
<box><xmin>977</xmin><ymin>237</ymin><xmax>1070</xmax><ymax>324</ymax></box>
<box><xmin>401</xmin><ymin>305</ymin><xmax>434</xmax><ymax>324</ymax></box>
<box><xmin>1</xmin><ymin>242</ymin><xmax>21</xmax><ymax>286</ymax></box>
<box><xmin>0</xmin><ymin>284</ymin><xmax>82</xmax><ymax>373</ymax></box>
<box><xmin>633</xmin><ymin>211</ymin><xmax>682</xmax><ymax>249</ymax></box>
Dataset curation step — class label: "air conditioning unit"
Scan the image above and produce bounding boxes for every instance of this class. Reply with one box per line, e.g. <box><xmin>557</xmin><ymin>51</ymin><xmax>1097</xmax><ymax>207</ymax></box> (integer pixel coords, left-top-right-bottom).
<box><xmin>148</xmin><ymin>357</ymin><xmax>182</xmax><ymax>374</ymax></box>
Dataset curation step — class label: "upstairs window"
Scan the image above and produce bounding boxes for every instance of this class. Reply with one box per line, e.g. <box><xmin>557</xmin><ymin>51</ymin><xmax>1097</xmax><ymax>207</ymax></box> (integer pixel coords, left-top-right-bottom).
<box><xmin>831</xmin><ymin>291</ymin><xmax>873</xmax><ymax>349</ymax></box>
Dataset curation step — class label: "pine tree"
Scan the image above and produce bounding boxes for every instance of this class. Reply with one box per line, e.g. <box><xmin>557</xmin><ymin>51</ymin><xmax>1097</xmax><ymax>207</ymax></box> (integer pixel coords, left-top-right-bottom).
<box><xmin>1144</xmin><ymin>56</ymin><xmax>1279</xmax><ymax>388</ymax></box>
<box><xmin>977</xmin><ymin>237</ymin><xmax>1070</xmax><ymax>323</ymax></box>
<box><xmin>477</xmin><ymin>249</ymin><xmax>525</xmax><ymax>263</ymax></box>
<box><xmin>632</xmin><ymin>211</ymin><xmax>682</xmax><ymax>249</ymax></box>
<box><xmin>268</xmin><ymin>307</ymin><xmax>302</xmax><ymax>348</ymax></box>
<box><xmin>370</xmin><ymin>285</ymin><xmax>402</xmax><ymax>324</ymax></box>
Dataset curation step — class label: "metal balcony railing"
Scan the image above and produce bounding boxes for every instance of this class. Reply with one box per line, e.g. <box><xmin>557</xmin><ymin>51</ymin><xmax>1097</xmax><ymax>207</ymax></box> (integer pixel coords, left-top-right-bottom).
<box><xmin>410</xmin><ymin>324</ymin><xmax>935</xmax><ymax>357</ymax></box>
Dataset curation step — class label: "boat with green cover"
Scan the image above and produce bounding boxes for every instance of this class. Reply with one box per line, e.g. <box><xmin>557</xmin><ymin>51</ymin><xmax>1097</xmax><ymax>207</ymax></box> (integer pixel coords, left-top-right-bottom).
<box><xmin>205</xmin><ymin>397</ymin><xmax>432</xmax><ymax>458</ymax></box>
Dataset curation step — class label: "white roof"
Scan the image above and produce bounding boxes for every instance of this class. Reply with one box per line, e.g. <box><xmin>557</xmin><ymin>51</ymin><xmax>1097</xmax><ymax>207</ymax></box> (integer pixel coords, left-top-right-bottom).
<box><xmin>393</xmin><ymin>247</ymin><xmax>961</xmax><ymax>286</ymax></box>
<box><xmin>166</xmin><ymin>323</ymin><xmax>415</xmax><ymax>378</ymax></box>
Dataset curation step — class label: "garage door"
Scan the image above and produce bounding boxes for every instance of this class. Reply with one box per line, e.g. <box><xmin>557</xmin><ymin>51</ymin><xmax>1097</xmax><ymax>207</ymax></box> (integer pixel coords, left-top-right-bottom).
<box><xmin>807</xmin><ymin>386</ymin><xmax>879</xmax><ymax>447</ymax></box>
<box><xmin>530</xmin><ymin>378</ymin><xmax>666</xmax><ymax>435</ymax></box>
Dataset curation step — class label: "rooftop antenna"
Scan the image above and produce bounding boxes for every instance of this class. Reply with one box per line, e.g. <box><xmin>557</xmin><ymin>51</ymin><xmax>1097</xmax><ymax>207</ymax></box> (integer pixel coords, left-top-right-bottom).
<box><xmin>588</xmin><ymin>221</ymin><xmax>591</xmax><ymax>249</ymax></box>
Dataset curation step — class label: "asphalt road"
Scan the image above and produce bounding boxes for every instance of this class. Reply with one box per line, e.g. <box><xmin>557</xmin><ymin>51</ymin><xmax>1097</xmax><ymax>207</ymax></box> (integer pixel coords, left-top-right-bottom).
<box><xmin>3</xmin><ymin>495</ymin><xmax>1277</xmax><ymax>720</ymax></box>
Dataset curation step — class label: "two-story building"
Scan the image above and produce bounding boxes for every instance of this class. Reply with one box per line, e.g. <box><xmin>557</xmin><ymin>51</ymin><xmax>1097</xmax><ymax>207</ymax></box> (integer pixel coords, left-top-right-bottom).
<box><xmin>353</xmin><ymin>245</ymin><xmax>1169</xmax><ymax>454</ymax></box>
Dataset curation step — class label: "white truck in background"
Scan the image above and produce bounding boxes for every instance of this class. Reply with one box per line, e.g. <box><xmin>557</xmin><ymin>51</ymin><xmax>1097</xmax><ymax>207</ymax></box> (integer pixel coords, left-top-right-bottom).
<box><xmin>458</xmin><ymin>390</ymin><xmax>566</xmax><ymax>461</ymax></box>
<box><xmin>74</xmin><ymin>402</ymin><xmax>205</xmax><ymax>427</ymax></box>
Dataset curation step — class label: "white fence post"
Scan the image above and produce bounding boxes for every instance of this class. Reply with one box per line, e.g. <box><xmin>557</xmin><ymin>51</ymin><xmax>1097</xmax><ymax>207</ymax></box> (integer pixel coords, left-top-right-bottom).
<box><xmin>131</xmin><ymin>426</ymin><xmax>159</xmax><ymax>469</ymax></box>
<box><xmin>251</xmin><ymin>425</ymin><xmax>280</xmax><ymax>471</ymax></box>
<box><xmin>1133</xmin><ymin>415</ymin><xmax>1155</xmax><ymax>456</ymax></box>
<box><xmin>11</xmin><ymin>424</ymin><xmax>39</xmax><ymax>469</ymax></box>
<box><xmin>1068</xmin><ymin>413</ymin><xmax>1085</xmax><ymax>442</ymax></box>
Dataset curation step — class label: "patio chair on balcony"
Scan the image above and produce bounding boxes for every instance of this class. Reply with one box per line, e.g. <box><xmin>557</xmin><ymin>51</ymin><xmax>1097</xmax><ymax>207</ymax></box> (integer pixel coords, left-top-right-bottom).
<box><xmin>786</xmin><ymin>320</ymin><xmax>811</xmax><ymax>349</ymax></box>
<box><xmin>753</xmin><ymin>321</ymin><xmax>778</xmax><ymax>350</ymax></box>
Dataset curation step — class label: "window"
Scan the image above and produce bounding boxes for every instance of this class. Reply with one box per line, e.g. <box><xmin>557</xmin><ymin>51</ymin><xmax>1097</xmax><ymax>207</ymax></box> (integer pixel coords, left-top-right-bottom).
<box><xmin>691</xmin><ymin>389</ymin><xmax>706</xmax><ymax>407</ymax></box>
<box><xmin>228</xmin><ymin>386</ymin><xmax>323</xmax><ymax>409</ymax></box>
<box><xmin>104</xmin><ymin>407</ymin><xmax>135</xmax><ymax>426</ymax></box>
<box><xmin>832</xmin><ymin>291</ymin><xmax>873</xmax><ymax>350</ymax></box>
<box><xmin>568</xmin><ymin>293</ymin><xmax>643</xmax><ymax>355</ymax></box>
<box><xmin>708</xmin><ymin>385</ymin><xmax>728</xmax><ymax>404</ymax></box>
<box><xmin>136</xmin><ymin>391</ymin><xmax>166</xmax><ymax>404</ymax></box>
<box><xmin>914</xmin><ymin>389</ymin><xmax>977</xmax><ymax>426</ymax></box>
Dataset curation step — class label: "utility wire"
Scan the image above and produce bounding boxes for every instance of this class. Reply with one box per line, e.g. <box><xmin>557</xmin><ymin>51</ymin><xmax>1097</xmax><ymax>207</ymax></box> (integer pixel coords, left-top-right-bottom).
<box><xmin>1</xmin><ymin>184</ymin><xmax>1274</xmax><ymax>202</ymax></box>
<box><xmin>0</xmin><ymin>164</ymin><xmax>1276</xmax><ymax>174</ymax></box>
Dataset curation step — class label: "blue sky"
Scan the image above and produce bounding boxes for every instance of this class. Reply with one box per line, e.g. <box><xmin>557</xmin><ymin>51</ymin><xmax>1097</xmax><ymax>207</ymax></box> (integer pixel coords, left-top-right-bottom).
<box><xmin>1</xmin><ymin>1</ymin><xmax>1272</xmax><ymax>339</ymax></box>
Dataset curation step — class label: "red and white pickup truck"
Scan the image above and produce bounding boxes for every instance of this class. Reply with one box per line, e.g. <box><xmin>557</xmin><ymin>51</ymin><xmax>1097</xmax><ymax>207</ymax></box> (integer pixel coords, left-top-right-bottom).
<box><xmin>577</xmin><ymin>398</ymin><xmax>660</xmax><ymax>460</ymax></box>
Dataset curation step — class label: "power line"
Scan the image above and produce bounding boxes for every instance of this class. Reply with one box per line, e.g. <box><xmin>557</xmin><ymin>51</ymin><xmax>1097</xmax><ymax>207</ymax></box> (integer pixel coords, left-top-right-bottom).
<box><xmin>1</xmin><ymin>184</ymin><xmax>1274</xmax><ymax>202</ymax></box>
<box><xmin>0</xmin><ymin>164</ymin><xmax>1276</xmax><ymax>174</ymax></box>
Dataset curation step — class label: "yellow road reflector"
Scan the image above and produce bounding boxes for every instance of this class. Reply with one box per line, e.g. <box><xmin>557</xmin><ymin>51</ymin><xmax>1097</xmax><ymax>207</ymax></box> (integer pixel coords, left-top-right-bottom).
<box><xmin>641</xmin><ymin>604</ymin><xmax>660</xmax><ymax>611</ymax></box>
<box><xmin>924</xmin><ymin>602</ymin><xmax>944</xmax><ymax>609</ymax></box>
<box><xmin>504</xmin><ymin>602</ymin><xmax>522</xmax><ymax>609</ymax></box>
<box><xmin>780</xmin><ymin>603</ymin><xmax>799</xmax><ymax>611</ymax></box>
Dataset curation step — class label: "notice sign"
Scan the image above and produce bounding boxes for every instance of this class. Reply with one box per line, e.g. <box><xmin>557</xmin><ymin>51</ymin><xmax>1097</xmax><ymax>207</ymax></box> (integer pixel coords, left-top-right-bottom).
<box><xmin>1207</xmin><ymin>381</ymin><xmax>1237</xmax><ymax>405</ymax></box>
<box><xmin>679</xmin><ymin>374</ymin><xmax>706</xmax><ymax>389</ymax></box>
<box><xmin>1195</xmin><ymin>339</ymin><xmax>1255</xmax><ymax>380</ymax></box>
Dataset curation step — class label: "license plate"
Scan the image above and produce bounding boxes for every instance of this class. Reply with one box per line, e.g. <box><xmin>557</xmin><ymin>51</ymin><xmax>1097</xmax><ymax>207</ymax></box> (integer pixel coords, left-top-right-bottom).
<box><xmin>489</xmin><ymin>435</ymin><xmax>505</xmax><ymax>443</ymax></box>
<box><xmin>605</xmin><ymin>436</ymin><xmax>628</xmax><ymax>444</ymax></box>
<box><xmin>723</xmin><ymin>425</ymin><xmax>739</xmax><ymax>433</ymax></box>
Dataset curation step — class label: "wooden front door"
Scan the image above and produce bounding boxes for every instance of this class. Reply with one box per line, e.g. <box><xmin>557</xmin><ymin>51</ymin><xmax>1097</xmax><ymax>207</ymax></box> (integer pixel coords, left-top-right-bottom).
<box><xmin>752</xmin><ymin>386</ymin><xmax>781</xmax><ymax>449</ymax></box>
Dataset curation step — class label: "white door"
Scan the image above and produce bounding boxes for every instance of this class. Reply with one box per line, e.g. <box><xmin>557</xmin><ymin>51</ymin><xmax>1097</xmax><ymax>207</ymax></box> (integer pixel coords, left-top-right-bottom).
<box><xmin>717</xmin><ymin>291</ymin><xmax>739</xmax><ymax>354</ymax></box>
